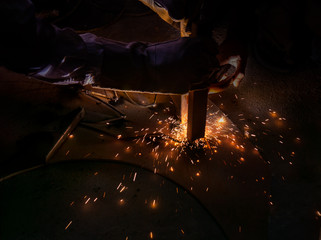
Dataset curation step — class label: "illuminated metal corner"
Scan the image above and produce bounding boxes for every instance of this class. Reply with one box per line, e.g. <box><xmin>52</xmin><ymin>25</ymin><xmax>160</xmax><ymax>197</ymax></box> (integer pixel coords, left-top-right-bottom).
<box><xmin>46</xmin><ymin>107</ymin><xmax>85</xmax><ymax>162</ymax></box>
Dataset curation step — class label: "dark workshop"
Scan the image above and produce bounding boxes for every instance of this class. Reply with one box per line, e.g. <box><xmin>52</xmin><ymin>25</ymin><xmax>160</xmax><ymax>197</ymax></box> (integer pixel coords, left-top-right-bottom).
<box><xmin>0</xmin><ymin>0</ymin><xmax>321</xmax><ymax>239</ymax></box>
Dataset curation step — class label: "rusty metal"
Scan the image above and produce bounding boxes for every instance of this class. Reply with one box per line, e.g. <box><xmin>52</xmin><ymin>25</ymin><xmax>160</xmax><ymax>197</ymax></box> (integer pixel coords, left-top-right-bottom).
<box><xmin>186</xmin><ymin>88</ymin><xmax>208</xmax><ymax>142</ymax></box>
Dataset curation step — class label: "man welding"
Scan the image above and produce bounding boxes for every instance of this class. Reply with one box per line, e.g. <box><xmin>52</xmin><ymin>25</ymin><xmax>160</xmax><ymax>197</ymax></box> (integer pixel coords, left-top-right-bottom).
<box><xmin>0</xmin><ymin>0</ymin><xmax>247</xmax><ymax>94</ymax></box>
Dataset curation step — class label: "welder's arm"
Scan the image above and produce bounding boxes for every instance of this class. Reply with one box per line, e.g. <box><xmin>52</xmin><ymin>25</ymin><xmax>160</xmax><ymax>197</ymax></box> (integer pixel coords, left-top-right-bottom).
<box><xmin>0</xmin><ymin>0</ymin><xmax>219</xmax><ymax>94</ymax></box>
<box><xmin>30</xmin><ymin>29</ymin><xmax>219</xmax><ymax>94</ymax></box>
<box><xmin>95</xmin><ymin>35</ymin><xmax>219</xmax><ymax>94</ymax></box>
<box><xmin>0</xmin><ymin>0</ymin><xmax>88</xmax><ymax>74</ymax></box>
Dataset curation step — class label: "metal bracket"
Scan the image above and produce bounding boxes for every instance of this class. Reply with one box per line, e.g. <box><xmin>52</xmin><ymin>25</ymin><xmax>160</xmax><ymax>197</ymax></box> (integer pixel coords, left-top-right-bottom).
<box><xmin>46</xmin><ymin>107</ymin><xmax>85</xmax><ymax>162</ymax></box>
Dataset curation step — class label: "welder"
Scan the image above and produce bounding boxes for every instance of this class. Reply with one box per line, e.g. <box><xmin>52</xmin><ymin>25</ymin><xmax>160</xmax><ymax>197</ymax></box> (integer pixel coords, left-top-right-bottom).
<box><xmin>0</xmin><ymin>0</ymin><xmax>247</xmax><ymax>94</ymax></box>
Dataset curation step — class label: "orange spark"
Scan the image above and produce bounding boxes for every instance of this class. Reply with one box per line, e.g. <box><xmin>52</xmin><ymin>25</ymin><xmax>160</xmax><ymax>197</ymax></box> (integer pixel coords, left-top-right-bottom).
<box><xmin>65</xmin><ymin>221</ymin><xmax>72</xmax><ymax>230</ymax></box>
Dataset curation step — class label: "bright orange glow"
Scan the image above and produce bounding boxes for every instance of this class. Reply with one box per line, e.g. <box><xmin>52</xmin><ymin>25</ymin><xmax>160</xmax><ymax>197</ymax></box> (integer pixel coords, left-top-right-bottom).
<box><xmin>270</xmin><ymin>111</ymin><xmax>277</xmax><ymax>118</ymax></box>
<box><xmin>218</xmin><ymin>117</ymin><xmax>225</xmax><ymax>124</ymax></box>
<box><xmin>125</xmin><ymin>146</ymin><xmax>131</xmax><ymax>152</ymax></box>
<box><xmin>151</xmin><ymin>200</ymin><xmax>157</xmax><ymax>209</ymax></box>
<box><xmin>65</xmin><ymin>221</ymin><xmax>72</xmax><ymax>230</ymax></box>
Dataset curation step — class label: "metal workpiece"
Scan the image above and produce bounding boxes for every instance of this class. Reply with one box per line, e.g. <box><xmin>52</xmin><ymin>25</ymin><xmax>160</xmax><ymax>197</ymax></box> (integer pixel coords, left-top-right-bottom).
<box><xmin>186</xmin><ymin>88</ymin><xmax>209</xmax><ymax>142</ymax></box>
<box><xmin>46</xmin><ymin>107</ymin><xmax>85</xmax><ymax>162</ymax></box>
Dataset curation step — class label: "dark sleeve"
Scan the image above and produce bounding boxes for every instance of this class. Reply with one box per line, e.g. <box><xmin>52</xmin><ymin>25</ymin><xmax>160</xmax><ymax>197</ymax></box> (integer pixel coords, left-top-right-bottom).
<box><xmin>0</xmin><ymin>0</ymin><xmax>219</xmax><ymax>94</ymax></box>
<box><xmin>0</xmin><ymin>0</ymin><xmax>87</xmax><ymax>73</ymax></box>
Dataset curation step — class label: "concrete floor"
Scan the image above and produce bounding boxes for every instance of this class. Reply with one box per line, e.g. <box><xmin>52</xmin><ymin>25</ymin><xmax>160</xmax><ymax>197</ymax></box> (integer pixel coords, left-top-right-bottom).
<box><xmin>210</xmin><ymin>57</ymin><xmax>321</xmax><ymax>239</ymax></box>
<box><xmin>0</xmin><ymin>70</ymin><xmax>270</xmax><ymax>239</ymax></box>
<box><xmin>1</xmin><ymin>0</ymin><xmax>321</xmax><ymax>239</ymax></box>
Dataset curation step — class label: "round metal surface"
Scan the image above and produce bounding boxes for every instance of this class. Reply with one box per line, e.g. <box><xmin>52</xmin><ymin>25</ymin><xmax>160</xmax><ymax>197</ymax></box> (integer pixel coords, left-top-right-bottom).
<box><xmin>0</xmin><ymin>161</ymin><xmax>227</xmax><ymax>240</ymax></box>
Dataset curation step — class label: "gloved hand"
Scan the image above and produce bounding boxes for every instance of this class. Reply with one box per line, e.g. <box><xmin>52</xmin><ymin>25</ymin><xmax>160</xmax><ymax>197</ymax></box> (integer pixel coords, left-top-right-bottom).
<box><xmin>208</xmin><ymin>35</ymin><xmax>247</xmax><ymax>93</ymax></box>
<box><xmin>216</xmin><ymin>37</ymin><xmax>247</xmax><ymax>87</ymax></box>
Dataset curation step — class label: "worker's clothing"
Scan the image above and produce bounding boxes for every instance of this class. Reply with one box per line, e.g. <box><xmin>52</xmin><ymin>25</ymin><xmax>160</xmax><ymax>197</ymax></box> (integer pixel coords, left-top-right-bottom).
<box><xmin>33</xmin><ymin>33</ymin><xmax>218</xmax><ymax>94</ymax></box>
<box><xmin>138</xmin><ymin>0</ymin><xmax>228</xmax><ymax>37</ymax></box>
<box><xmin>0</xmin><ymin>0</ymin><xmax>219</xmax><ymax>94</ymax></box>
<box><xmin>96</xmin><ymin>36</ymin><xmax>218</xmax><ymax>93</ymax></box>
<box><xmin>138</xmin><ymin>0</ymin><xmax>190</xmax><ymax>36</ymax></box>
